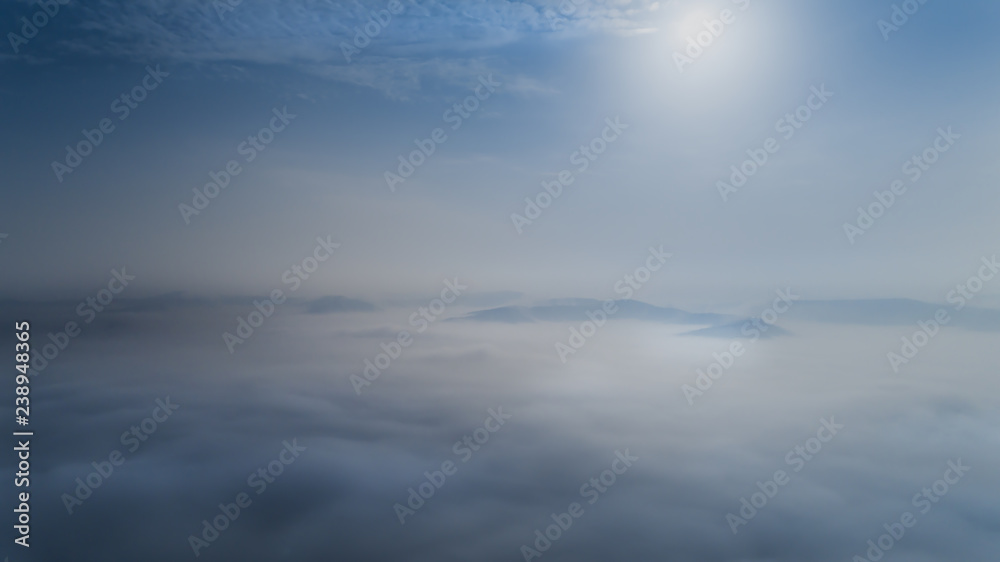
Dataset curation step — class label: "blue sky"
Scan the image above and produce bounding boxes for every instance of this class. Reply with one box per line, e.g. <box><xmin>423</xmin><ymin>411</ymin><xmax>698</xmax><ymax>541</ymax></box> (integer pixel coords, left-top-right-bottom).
<box><xmin>2</xmin><ymin>0</ymin><xmax>999</xmax><ymax>306</ymax></box>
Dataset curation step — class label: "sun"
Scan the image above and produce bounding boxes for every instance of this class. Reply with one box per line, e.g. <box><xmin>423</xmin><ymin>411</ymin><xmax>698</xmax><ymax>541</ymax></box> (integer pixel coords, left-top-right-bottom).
<box><xmin>674</xmin><ymin>9</ymin><xmax>716</xmax><ymax>40</ymax></box>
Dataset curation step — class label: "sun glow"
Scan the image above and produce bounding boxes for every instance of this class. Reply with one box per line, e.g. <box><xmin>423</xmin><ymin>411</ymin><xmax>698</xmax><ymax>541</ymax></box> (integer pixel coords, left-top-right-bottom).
<box><xmin>674</xmin><ymin>9</ymin><xmax>716</xmax><ymax>40</ymax></box>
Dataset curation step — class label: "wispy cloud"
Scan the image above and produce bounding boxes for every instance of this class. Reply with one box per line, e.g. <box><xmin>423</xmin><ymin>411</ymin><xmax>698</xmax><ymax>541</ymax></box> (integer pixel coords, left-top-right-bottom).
<box><xmin>5</xmin><ymin>0</ymin><xmax>662</xmax><ymax>96</ymax></box>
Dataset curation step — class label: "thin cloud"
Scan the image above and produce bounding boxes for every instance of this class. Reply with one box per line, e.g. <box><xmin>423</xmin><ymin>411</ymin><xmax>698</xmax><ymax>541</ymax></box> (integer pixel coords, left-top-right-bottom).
<box><xmin>2</xmin><ymin>0</ymin><xmax>662</xmax><ymax>96</ymax></box>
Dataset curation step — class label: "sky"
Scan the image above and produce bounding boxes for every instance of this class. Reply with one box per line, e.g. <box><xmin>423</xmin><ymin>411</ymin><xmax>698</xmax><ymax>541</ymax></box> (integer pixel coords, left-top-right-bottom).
<box><xmin>1</xmin><ymin>0</ymin><xmax>998</xmax><ymax>304</ymax></box>
<box><xmin>1</xmin><ymin>1</ymin><xmax>999</xmax><ymax>561</ymax></box>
